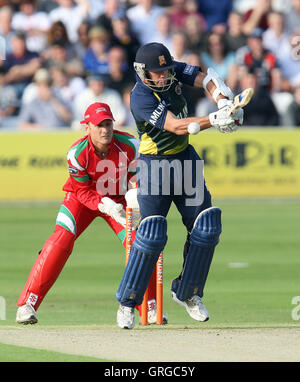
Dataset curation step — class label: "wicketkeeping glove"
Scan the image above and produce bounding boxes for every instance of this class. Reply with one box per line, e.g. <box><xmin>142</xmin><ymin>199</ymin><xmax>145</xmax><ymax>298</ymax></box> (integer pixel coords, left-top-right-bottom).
<box><xmin>98</xmin><ymin>197</ymin><xmax>126</xmax><ymax>226</ymax></box>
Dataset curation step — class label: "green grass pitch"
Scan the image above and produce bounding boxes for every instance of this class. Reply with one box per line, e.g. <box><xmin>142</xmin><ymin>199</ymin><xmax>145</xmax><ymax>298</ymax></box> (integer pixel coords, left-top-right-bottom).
<box><xmin>0</xmin><ymin>199</ymin><xmax>300</xmax><ymax>360</ymax></box>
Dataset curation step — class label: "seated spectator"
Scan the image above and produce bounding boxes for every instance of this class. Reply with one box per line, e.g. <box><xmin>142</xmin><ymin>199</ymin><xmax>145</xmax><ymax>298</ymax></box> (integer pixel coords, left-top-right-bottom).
<box><xmin>49</xmin><ymin>0</ymin><xmax>88</xmax><ymax>43</ymax></box>
<box><xmin>110</xmin><ymin>10</ymin><xmax>140</xmax><ymax>66</ymax></box>
<box><xmin>2</xmin><ymin>31</ymin><xmax>41</xmax><ymax>99</ymax></box>
<box><xmin>82</xmin><ymin>26</ymin><xmax>111</xmax><ymax>75</ymax></box>
<box><xmin>18</xmin><ymin>68</ymin><xmax>72</xmax><ymax>130</ymax></box>
<box><xmin>152</xmin><ymin>13</ymin><xmax>173</xmax><ymax>52</ymax></box>
<box><xmin>45</xmin><ymin>20</ymin><xmax>76</xmax><ymax>59</ymax></box>
<box><xmin>122</xmin><ymin>84</ymin><xmax>136</xmax><ymax>127</ymax></box>
<box><xmin>224</xmin><ymin>11</ymin><xmax>247</xmax><ymax>52</ymax></box>
<box><xmin>200</xmin><ymin>32</ymin><xmax>236</xmax><ymax>83</ymax></box>
<box><xmin>236</xmin><ymin>28</ymin><xmax>278</xmax><ymax>91</ymax></box>
<box><xmin>240</xmin><ymin>70</ymin><xmax>279</xmax><ymax>126</ymax></box>
<box><xmin>241</xmin><ymin>0</ymin><xmax>272</xmax><ymax>35</ymax></box>
<box><xmin>72</xmin><ymin>74</ymin><xmax>126</xmax><ymax>129</ymax></box>
<box><xmin>42</xmin><ymin>41</ymin><xmax>71</xmax><ymax>70</ymax></box>
<box><xmin>50</xmin><ymin>65</ymin><xmax>80</xmax><ymax>106</ymax></box>
<box><xmin>0</xmin><ymin>67</ymin><xmax>19</xmax><ymax>129</ymax></box>
<box><xmin>262</xmin><ymin>11</ymin><xmax>290</xmax><ymax>61</ymax></box>
<box><xmin>170</xmin><ymin>30</ymin><xmax>191</xmax><ymax>62</ymax></box>
<box><xmin>283</xmin><ymin>86</ymin><xmax>300</xmax><ymax>127</ymax></box>
<box><xmin>11</xmin><ymin>0</ymin><xmax>51</xmax><ymax>53</ymax></box>
<box><xmin>196</xmin><ymin>0</ymin><xmax>233</xmax><ymax>31</ymax></box>
<box><xmin>0</xmin><ymin>5</ymin><xmax>14</xmax><ymax>56</ymax></box>
<box><xmin>95</xmin><ymin>0</ymin><xmax>121</xmax><ymax>34</ymax></box>
<box><xmin>36</xmin><ymin>0</ymin><xmax>58</xmax><ymax>13</ymax></box>
<box><xmin>167</xmin><ymin>0</ymin><xmax>207</xmax><ymax>31</ymax></box>
<box><xmin>106</xmin><ymin>46</ymin><xmax>135</xmax><ymax>94</ymax></box>
<box><xmin>73</xmin><ymin>20</ymin><xmax>91</xmax><ymax>60</ymax></box>
<box><xmin>285</xmin><ymin>0</ymin><xmax>300</xmax><ymax>34</ymax></box>
<box><xmin>126</xmin><ymin>0</ymin><xmax>166</xmax><ymax>44</ymax></box>
<box><xmin>183</xmin><ymin>14</ymin><xmax>207</xmax><ymax>54</ymax></box>
<box><xmin>182</xmin><ymin>52</ymin><xmax>206</xmax><ymax>116</ymax></box>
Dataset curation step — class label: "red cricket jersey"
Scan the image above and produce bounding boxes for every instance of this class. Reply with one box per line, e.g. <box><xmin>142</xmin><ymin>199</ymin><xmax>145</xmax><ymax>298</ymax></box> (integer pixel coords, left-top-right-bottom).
<box><xmin>63</xmin><ymin>130</ymin><xmax>139</xmax><ymax>211</ymax></box>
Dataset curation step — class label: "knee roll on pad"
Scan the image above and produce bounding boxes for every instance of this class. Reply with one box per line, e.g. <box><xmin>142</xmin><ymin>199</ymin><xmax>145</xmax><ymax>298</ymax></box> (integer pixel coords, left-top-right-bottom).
<box><xmin>116</xmin><ymin>216</ymin><xmax>167</xmax><ymax>306</ymax></box>
<box><xmin>176</xmin><ymin>207</ymin><xmax>222</xmax><ymax>301</ymax></box>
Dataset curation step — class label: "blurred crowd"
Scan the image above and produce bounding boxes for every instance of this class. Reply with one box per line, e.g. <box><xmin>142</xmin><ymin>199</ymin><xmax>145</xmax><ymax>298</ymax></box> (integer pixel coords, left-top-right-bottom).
<box><xmin>0</xmin><ymin>0</ymin><xmax>299</xmax><ymax>130</ymax></box>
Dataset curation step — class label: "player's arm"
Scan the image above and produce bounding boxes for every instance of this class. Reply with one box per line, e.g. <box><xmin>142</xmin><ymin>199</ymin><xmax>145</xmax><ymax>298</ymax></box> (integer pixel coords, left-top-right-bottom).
<box><xmin>163</xmin><ymin>110</ymin><xmax>212</xmax><ymax>135</ymax></box>
<box><xmin>193</xmin><ymin>68</ymin><xmax>234</xmax><ymax>109</ymax></box>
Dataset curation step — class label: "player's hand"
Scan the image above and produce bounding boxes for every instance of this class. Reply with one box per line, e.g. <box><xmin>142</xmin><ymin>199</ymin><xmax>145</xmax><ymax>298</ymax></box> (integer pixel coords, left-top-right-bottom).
<box><xmin>125</xmin><ymin>188</ymin><xmax>141</xmax><ymax>229</ymax></box>
<box><xmin>209</xmin><ymin>106</ymin><xmax>242</xmax><ymax>133</ymax></box>
<box><xmin>98</xmin><ymin>197</ymin><xmax>126</xmax><ymax>226</ymax></box>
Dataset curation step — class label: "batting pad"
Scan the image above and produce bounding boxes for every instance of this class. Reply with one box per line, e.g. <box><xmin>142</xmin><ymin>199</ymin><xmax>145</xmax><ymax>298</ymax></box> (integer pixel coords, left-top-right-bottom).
<box><xmin>116</xmin><ymin>216</ymin><xmax>167</xmax><ymax>306</ymax></box>
<box><xmin>175</xmin><ymin>207</ymin><xmax>222</xmax><ymax>301</ymax></box>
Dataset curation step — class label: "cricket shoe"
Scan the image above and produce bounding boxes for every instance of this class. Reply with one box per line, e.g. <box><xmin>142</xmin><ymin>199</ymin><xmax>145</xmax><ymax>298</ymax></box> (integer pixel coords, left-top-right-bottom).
<box><xmin>171</xmin><ymin>292</ymin><xmax>209</xmax><ymax>322</ymax></box>
<box><xmin>147</xmin><ymin>308</ymin><xmax>168</xmax><ymax>325</ymax></box>
<box><xmin>16</xmin><ymin>304</ymin><xmax>38</xmax><ymax>325</ymax></box>
<box><xmin>117</xmin><ymin>305</ymin><xmax>135</xmax><ymax>329</ymax></box>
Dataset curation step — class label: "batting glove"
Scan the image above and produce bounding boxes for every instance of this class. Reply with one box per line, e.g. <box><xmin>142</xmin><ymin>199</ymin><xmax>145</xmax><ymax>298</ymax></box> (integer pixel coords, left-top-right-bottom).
<box><xmin>98</xmin><ymin>197</ymin><xmax>126</xmax><ymax>226</ymax></box>
<box><xmin>125</xmin><ymin>188</ymin><xmax>141</xmax><ymax>229</ymax></box>
<box><xmin>209</xmin><ymin>106</ymin><xmax>242</xmax><ymax>133</ymax></box>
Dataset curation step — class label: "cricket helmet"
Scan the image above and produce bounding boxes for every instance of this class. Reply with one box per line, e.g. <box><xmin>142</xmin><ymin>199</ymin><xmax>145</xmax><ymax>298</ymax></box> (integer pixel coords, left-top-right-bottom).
<box><xmin>134</xmin><ymin>42</ymin><xmax>175</xmax><ymax>92</ymax></box>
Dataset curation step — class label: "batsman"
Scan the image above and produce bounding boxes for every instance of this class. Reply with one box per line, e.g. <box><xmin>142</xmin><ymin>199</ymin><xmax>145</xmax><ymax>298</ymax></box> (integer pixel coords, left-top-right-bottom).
<box><xmin>116</xmin><ymin>42</ymin><xmax>246</xmax><ymax>329</ymax></box>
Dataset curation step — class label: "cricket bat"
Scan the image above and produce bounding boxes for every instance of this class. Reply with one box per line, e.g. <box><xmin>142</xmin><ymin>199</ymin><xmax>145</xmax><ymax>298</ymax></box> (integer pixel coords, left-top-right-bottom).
<box><xmin>228</xmin><ymin>88</ymin><xmax>254</xmax><ymax>116</ymax></box>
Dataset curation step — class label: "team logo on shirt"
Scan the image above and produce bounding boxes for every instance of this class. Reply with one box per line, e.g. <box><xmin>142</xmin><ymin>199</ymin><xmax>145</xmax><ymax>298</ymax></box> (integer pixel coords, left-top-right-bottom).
<box><xmin>175</xmin><ymin>84</ymin><xmax>182</xmax><ymax>95</ymax></box>
<box><xmin>68</xmin><ymin>165</ymin><xmax>79</xmax><ymax>175</ymax></box>
<box><xmin>158</xmin><ymin>55</ymin><xmax>167</xmax><ymax>66</ymax></box>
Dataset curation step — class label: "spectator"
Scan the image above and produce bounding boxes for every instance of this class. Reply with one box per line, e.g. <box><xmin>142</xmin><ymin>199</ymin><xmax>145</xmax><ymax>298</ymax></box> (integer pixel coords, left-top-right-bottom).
<box><xmin>284</xmin><ymin>86</ymin><xmax>300</xmax><ymax>126</ymax></box>
<box><xmin>0</xmin><ymin>6</ymin><xmax>14</xmax><ymax>56</ymax></box>
<box><xmin>11</xmin><ymin>0</ymin><xmax>51</xmax><ymax>53</ymax></box>
<box><xmin>285</xmin><ymin>0</ymin><xmax>300</xmax><ymax>34</ymax></box>
<box><xmin>122</xmin><ymin>84</ymin><xmax>136</xmax><ymax>127</ymax></box>
<box><xmin>152</xmin><ymin>13</ymin><xmax>173</xmax><ymax>52</ymax></box>
<box><xmin>73</xmin><ymin>20</ymin><xmax>91</xmax><ymax>60</ymax></box>
<box><xmin>240</xmin><ymin>70</ymin><xmax>279</xmax><ymax>126</ymax></box>
<box><xmin>224</xmin><ymin>11</ymin><xmax>247</xmax><ymax>52</ymax></box>
<box><xmin>0</xmin><ymin>67</ymin><xmax>19</xmax><ymax>129</ymax></box>
<box><xmin>49</xmin><ymin>65</ymin><xmax>77</xmax><ymax>106</ymax></box>
<box><xmin>236</xmin><ymin>28</ymin><xmax>278</xmax><ymax>91</ymax></box>
<box><xmin>197</xmin><ymin>0</ymin><xmax>233</xmax><ymax>31</ymax></box>
<box><xmin>170</xmin><ymin>30</ymin><xmax>191</xmax><ymax>62</ymax></box>
<box><xmin>182</xmin><ymin>52</ymin><xmax>206</xmax><ymax>116</ymax></box>
<box><xmin>200</xmin><ymin>32</ymin><xmax>236</xmax><ymax>81</ymax></box>
<box><xmin>49</xmin><ymin>0</ymin><xmax>88</xmax><ymax>43</ymax></box>
<box><xmin>167</xmin><ymin>0</ymin><xmax>207</xmax><ymax>31</ymax></box>
<box><xmin>241</xmin><ymin>0</ymin><xmax>272</xmax><ymax>35</ymax></box>
<box><xmin>183</xmin><ymin>14</ymin><xmax>207</xmax><ymax>54</ymax></box>
<box><xmin>126</xmin><ymin>0</ymin><xmax>166</xmax><ymax>44</ymax></box>
<box><xmin>110</xmin><ymin>10</ymin><xmax>140</xmax><ymax>66</ymax></box>
<box><xmin>95</xmin><ymin>0</ymin><xmax>121</xmax><ymax>34</ymax></box>
<box><xmin>106</xmin><ymin>46</ymin><xmax>135</xmax><ymax>94</ymax></box>
<box><xmin>43</xmin><ymin>41</ymin><xmax>70</xmax><ymax>69</ymax></box>
<box><xmin>36</xmin><ymin>0</ymin><xmax>58</xmax><ymax>13</ymax></box>
<box><xmin>262</xmin><ymin>11</ymin><xmax>290</xmax><ymax>59</ymax></box>
<box><xmin>82</xmin><ymin>26</ymin><xmax>111</xmax><ymax>75</ymax></box>
<box><xmin>18</xmin><ymin>67</ymin><xmax>73</xmax><ymax>130</ymax></box>
<box><xmin>72</xmin><ymin>74</ymin><xmax>126</xmax><ymax>129</ymax></box>
<box><xmin>83</xmin><ymin>0</ymin><xmax>106</xmax><ymax>22</ymax></box>
<box><xmin>2</xmin><ymin>32</ymin><xmax>41</xmax><ymax>99</ymax></box>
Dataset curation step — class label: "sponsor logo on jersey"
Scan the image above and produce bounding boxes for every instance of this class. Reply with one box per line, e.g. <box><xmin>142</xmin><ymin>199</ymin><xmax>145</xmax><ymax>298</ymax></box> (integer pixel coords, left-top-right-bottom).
<box><xmin>183</xmin><ymin>64</ymin><xmax>194</xmax><ymax>75</ymax></box>
<box><xmin>149</xmin><ymin>101</ymin><xmax>166</xmax><ymax>126</ymax></box>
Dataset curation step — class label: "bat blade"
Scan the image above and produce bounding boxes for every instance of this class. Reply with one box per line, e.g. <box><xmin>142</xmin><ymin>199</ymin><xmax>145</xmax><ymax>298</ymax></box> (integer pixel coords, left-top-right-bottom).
<box><xmin>229</xmin><ymin>88</ymin><xmax>254</xmax><ymax>116</ymax></box>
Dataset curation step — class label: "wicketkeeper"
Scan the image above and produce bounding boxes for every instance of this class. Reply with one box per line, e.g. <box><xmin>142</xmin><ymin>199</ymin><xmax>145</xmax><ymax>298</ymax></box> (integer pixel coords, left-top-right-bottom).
<box><xmin>115</xmin><ymin>42</ymin><xmax>244</xmax><ymax>329</ymax></box>
<box><xmin>16</xmin><ymin>102</ymin><xmax>165</xmax><ymax>327</ymax></box>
